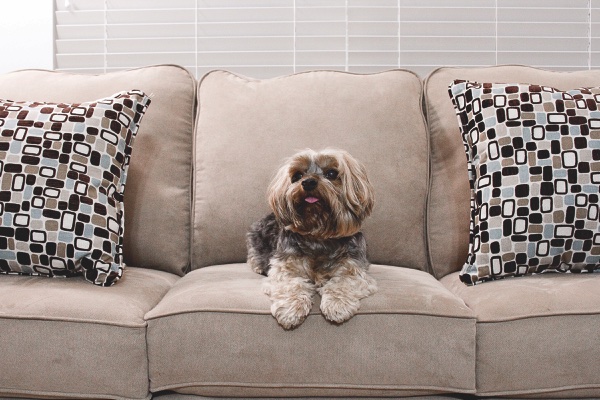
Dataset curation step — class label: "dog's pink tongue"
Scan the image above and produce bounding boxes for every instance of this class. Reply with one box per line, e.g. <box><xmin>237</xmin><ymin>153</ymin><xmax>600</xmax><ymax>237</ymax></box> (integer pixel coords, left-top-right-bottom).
<box><xmin>305</xmin><ymin>197</ymin><xmax>319</xmax><ymax>204</ymax></box>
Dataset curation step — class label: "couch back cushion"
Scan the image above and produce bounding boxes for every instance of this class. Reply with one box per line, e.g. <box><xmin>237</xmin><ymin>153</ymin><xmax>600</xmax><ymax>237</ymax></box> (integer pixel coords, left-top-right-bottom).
<box><xmin>425</xmin><ymin>65</ymin><xmax>600</xmax><ymax>279</ymax></box>
<box><xmin>193</xmin><ymin>70</ymin><xmax>430</xmax><ymax>271</ymax></box>
<box><xmin>0</xmin><ymin>65</ymin><xmax>196</xmax><ymax>276</ymax></box>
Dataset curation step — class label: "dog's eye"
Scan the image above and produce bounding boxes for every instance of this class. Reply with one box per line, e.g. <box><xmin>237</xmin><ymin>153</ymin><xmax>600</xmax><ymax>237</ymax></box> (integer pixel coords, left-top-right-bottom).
<box><xmin>291</xmin><ymin>172</ymin><xmax>303</xmax><ymax>183</ymax></box>
<box><xmin>325</xmin><ymin>169</ymin><xmax>339</xmax><ymax>180</ymax></box>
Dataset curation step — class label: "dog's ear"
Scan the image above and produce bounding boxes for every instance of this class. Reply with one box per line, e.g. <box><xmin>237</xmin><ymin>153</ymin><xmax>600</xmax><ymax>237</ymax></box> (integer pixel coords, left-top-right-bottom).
<box><xmin>338</xmin><ymin>151</ymin><xmax>375</xmax><ymax>221</ymax></box>
<box><xmin>268</xmin><ymin>160</ymin><xmax>294</xmax><ymax>225</ymax></box>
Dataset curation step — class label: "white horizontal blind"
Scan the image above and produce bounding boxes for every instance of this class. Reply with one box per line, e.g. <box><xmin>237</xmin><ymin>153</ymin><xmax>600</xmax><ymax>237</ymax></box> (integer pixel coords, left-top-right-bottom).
<box><xmin>56</xmin><ymin>0</ymin><xmax>198</xmax><ymax>75</ymax></box>
<box><xmin>296</xmin><ymin>1</ymin><xmax>345</xmax><ymax>72</ymax></box>
<box><xmin>196</xmin><ymin>0</ymin><xmax>294</xmax><ymax>78</ymax></box>
<box><xmin>55</xmin><ymin>0</ymin><xmax>600</xmax><ymax>78</ymax></box>
<box><xmin>348</xmin><ymin>0</ymin><xmax>400</xmax><ymax>73</ymax></box>
<box><xmin>497</xmin><ymin>0</ymin><xmax>591</xmax><ymax>70</ymax></box>
<box><xmin>400</xmin><ymin>0</ymin><xmax>497</xmax><ymax>76</ymax></box>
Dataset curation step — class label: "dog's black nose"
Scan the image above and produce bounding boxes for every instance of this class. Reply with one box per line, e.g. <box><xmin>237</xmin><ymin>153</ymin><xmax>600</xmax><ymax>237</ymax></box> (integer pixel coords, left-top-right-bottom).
<box><xmin>301</xmin><ymin>178</ymin><xmax>318</xmax><ymax>191</ymax></box>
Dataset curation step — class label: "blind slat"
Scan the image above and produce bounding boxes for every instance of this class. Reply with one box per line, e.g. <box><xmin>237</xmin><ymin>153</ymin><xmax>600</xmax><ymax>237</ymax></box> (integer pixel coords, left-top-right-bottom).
<box><xmin>55</xmin><ymin>0</ymin><xmax>600</xmax><ymax>78</ymax></box>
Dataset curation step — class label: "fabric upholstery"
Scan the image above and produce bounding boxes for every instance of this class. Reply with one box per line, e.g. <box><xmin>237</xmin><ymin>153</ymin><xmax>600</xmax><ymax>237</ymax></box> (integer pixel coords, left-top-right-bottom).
<box><xmin>0</xmin><ymin>90</ymin><xmax>151</xmax><ymax>285</ymax></box>
<box><xmin>442</xmin><ymin>271</ymin><xmax>600</xmax><ymax>397</ymax></box>
<box><xmin>152</xmin><ymin>394</ymin><xmax>472</xmax><ymax>400</ymax></box>
<box><xmin>448</xmin><ymin>80</ymin><xmax>600</xmax><ymax>284</ymax></box>
<box><xmin>193</xmin><ymin>70</ymin><xmax>430</xmax><ymax>272</ymax></box>
<box><xmin>0</xmin><ymin>65</ymin><xmax>196</xmax><ymax>276</ymax></box>
<box><xmin>425</xmin><ymin>65</ymin><xmax>600</xmax><ymax>279</ymax></box>
<box><xmin>146</xmin><ymin>264</ymin><xmax>476</xmax><ymax>397</ymax></box>
<box><xmin>0</xmin><ymin>267</ymin><xmax>178</xmax><ymax>400</ymax></box>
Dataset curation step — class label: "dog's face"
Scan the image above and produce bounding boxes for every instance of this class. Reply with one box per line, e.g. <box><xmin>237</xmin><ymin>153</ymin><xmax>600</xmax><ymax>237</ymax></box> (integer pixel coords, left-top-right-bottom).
<box><xmin>268</xmin><ymin>149</ymin><xmax>374</xmax><ymax>239</ymax></box>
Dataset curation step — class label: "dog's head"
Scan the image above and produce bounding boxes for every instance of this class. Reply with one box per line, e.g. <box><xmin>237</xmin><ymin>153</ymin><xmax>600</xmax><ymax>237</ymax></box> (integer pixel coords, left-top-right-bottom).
<box><xmin>268</xmin><ymin>149</ymin><xmax>374</xmax><ymax>239</ymax></box>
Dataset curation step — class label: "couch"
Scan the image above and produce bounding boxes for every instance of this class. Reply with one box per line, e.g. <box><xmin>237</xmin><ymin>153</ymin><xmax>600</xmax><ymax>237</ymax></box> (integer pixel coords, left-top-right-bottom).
<box><xmin>0</xmin><ymin>64</ymin><xmax>598</xmax><ymax>400</ymax></box>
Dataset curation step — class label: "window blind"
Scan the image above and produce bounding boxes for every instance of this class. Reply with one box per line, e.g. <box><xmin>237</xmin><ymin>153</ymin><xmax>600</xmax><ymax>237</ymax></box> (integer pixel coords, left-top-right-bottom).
<box><xmin>55</xmin><ymin>0</ymin><xmax>600</xmax><ymax>78</ymax></box>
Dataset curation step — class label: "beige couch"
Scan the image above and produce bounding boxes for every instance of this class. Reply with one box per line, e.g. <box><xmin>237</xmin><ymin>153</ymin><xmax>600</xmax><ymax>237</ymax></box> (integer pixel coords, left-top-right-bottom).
<box><xmin>0</xmin><ymin>64</ymin><xmax>598</xmax><ymax>400</ymax></box>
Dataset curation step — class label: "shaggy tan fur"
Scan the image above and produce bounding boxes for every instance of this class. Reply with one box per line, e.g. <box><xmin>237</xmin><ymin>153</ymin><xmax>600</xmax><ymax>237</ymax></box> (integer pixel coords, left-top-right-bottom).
<box><xmin>247</xmin><ymin>149</ymin><xmax>377</xmax><ymax>329</ymax></box>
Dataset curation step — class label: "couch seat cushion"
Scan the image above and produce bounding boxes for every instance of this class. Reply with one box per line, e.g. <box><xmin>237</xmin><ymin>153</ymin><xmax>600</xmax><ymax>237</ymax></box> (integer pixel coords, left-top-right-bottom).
<box><xmin>0</xmin><ymin>267</ymin><xmax>178</xmax><ymax>400</ymax></box>
<box><xmin>442</xmin><ymin>271</ymin><xmax>600</xmax><ymax>398</ymax></box>
<box><xmin>146</xmin><ymin>264</ymin><xmax>476</xmax><ymax>397</ymax></box>
<box><xmin>0</xmin><ymin>65</ymin><xmax>196</xmax><ymax>276</ymax></box>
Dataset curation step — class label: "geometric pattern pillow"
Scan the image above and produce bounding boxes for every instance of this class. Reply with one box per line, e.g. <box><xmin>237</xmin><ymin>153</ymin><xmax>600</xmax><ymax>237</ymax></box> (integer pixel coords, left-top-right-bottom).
<box><xmin>449</xmin><ymin>80</ymin><xmax>600</xmax><ymax>285</ymax></box>
<box><xmin>0</xmin><ymin>90</ymin><xmax>150</xmax><ymax>286</ymax></box>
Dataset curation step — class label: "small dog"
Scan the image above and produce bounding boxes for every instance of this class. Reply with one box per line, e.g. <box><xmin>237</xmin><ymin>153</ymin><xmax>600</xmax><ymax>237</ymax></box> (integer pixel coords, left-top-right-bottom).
<box><xmin>247</xmin><ymin>149</ymin><xmax>377</xmax><ymax>329</ymax></box>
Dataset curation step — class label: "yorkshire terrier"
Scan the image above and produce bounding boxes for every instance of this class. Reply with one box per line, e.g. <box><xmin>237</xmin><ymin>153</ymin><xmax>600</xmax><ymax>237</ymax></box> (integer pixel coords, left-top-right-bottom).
<box><xmin>247</xmin><ymin>149</ymin><xmax>377</xmax><ymax>329</ymax></box>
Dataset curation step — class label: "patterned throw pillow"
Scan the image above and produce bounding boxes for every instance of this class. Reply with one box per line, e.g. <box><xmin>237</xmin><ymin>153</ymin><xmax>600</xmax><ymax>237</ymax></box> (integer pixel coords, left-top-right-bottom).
<box><xmin>449</xmin><ymin>80</ymin><xmax>600</xmax><ymax>285</ymax></box>
<box><xmin>0</xmin><ymin>90</ymin><xmax>150</xmax><ymax>286</ymax></box>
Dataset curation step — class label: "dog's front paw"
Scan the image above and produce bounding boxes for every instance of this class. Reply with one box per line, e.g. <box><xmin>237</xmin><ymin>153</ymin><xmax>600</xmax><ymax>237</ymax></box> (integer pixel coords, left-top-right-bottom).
<box><xmin>271</xmin><ymin>296</ymin><xmax>313</xmax><ymax>330</ymax></box>
<box><xmin>320</xmin><ymin>294</ymin><xmax>360</xmax><ymax>324</ymax></box>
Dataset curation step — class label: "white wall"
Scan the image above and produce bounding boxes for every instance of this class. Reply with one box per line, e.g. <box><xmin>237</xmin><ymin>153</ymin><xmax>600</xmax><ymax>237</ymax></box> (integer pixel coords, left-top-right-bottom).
<box><xmin>0</xmin><ymin>0</ymin><xmax>54</xmax><ymax>74</ymax></box>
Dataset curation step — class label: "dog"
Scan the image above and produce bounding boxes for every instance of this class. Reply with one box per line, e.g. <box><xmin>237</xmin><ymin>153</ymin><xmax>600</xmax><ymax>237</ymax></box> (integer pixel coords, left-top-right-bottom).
<box><xmin>247</xmin><ymin>148</ymin><xmax>377</xmax><ymax>329</ymax></box>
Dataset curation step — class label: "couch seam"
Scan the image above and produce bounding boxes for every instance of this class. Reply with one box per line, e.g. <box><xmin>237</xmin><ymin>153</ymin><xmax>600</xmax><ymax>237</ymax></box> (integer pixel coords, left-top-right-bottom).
<box><xmin>476</xmin><ymin>382</ymin><xmax>600</xmax><ymax>397</ymax></box>
<box><xmin>144</xmin><ymin>325</ymin><xmax>152</xmax><ymax>398</ymax></box>
<box><xmin>0</xmin><ymin>314</ymin><xmax>148</xmax><ymax>329</ymax></box>
<box><xmin>189</xmin><ymin>70</ymin><xmax>215</xmax><ymax>271</ymax></box>
<box><xmin>476</xmin><ymin>310</ymin><xmax>600</xmax><ymax>324</ymax></box>
<box><xmin>419</xmin><ymin>72</ymin><xmax>435</xmax><ymax>277</ymax></box>
<box><xmin>185</xmin><ymin>68</ymin><xmax>199</xmax><ymax>275</ymax></box>
<box><xmin>145</xmin><ymin>308</ymin><xmax>476</xmax><ymax>321</ymax></box>
<box><xmin>150</xmin><ymin>381</ymin><xmax>477</xmax><ymax>394</ymax></box>
<box><xmin>0</xmin><ymin>389</ymin><xmax>150</xmax><ymax>400</ymax></box>
<box><xmin>4</xmin><ymin>63</ymin><xmax>191</xmax><ymax>78</ymax></box>
<box><xmin>423</xmin><ymin>66</ymin><xmax>452</xmax><ymax>281</ymax></box>
<box><xmin>209</xmin><ymin>67</ymin><xmax>425</xmax><ymax>83</ymax></box>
